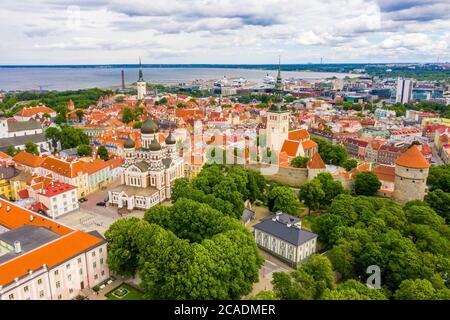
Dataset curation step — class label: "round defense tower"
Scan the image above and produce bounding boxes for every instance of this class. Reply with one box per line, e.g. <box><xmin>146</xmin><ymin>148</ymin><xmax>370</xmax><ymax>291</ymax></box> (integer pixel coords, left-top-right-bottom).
<box><xmin>393</xmin><ymin>145</ymin><xmax>430</xmax><ymax>205</ymax></box>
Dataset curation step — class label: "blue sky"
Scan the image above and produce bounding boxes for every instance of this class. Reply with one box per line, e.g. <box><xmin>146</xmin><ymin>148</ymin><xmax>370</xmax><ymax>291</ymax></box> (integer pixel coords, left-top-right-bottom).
<box><xmin>1</xmin><ymin>0</ymin><xmax>449</xmax><ymax>65</ymax></box>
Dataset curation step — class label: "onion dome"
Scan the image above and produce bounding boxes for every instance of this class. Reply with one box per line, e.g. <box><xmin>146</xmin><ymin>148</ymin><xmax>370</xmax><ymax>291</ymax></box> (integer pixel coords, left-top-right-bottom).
<box><xmin>165</xmin><ymin>132</ymin><xmax>176</xmax><ymax>145</ymax></box>
<box><xmin>149</xmin><ymin>136</ymin><xmax>162</xmax><ymax>151</ymax></box>
<box><xmin>141</xmin><ymin>118</ymin><xmax>159</xmax><ymax>134</ymax></box>
<box><xmin>124</xmin><ymin>137</ymin><xmax>135</xmax><ymax>149</ymax></box>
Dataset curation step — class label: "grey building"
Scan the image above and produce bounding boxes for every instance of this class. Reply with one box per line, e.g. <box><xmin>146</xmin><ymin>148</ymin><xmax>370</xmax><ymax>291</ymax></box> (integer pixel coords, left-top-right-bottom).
<box><xmin>253</xmin><ymin>212</ymin><xmax>318</xmax><ymax>267</ymax></box>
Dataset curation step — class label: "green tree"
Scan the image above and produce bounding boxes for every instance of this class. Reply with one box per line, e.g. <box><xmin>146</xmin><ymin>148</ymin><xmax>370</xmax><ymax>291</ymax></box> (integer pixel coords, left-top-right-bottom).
<box><xmin>322</xmin><ymin>280</ymin><xmax>387</xmax><ymax>300</ymax></box>
<box><xmin>104</xmin><ymin>217</ymin><xmax>143</xmax><ymax>277</ymax></box>
<box><xmin>75</xmin><ymin>109</ymin><xmax>84</xmax><ymax>122</ymax></box>
<box><xmin>122</xmin><ymin>107</ymin><xmax>135</xmax><ymax>124</ymax></box>
<box><xmin>5</xmin><ymin>145</ymin><xmax>19</xmax><ymax>157</ymax></box>
<box><xmin>97</xmin><ymin>145</ymin><xmax>109</xmax><ymax>161</ymax></box>
<box><xmin>77</xmin><ymin>144</ymin><xmax>92</xmax><ymax>157</ymax></box>
<box><xmin>427</xmin><ymin>164</ymin><xmax>450</xmax><ymax>192</ymax></box>
<box><xmin>426</xmin><ymin>189</ymin><xmax>450</xmax><ymax>222</ymax></box>
<box><xmin>25</xmin><ymin>141</ymin><xmax>39</xmax><ymax>155</ymax></box>
<box><xmin>45</xmin><ymin>127</ymin><xmax>61</xmax><ymax>151</ymax></box>
<box><xmin>314</xmin><ymin>172</ymin><xmax>346</xmax><ymax>206</ymax></box>
<box><xmin>267</xmin><ymin>186</ymin><xmax>302</xmax><ymax>215</ymax></box>
<box><xmin>58</xmin><ymin>125</ymin><xmax>89</xmax><ymax>149</ymax></box>
<box><xmin>290</xmin><ymin>156</ymin><xmax>309</xmax><ymax>168</ymax></box>
<box><xmin>249</xmin><ymin>291</ymin><xmax>279</xmax><ymax>300</ymax></box>
<box><xmin>353</xmin><ymin>172</ymin><xmax>381</xmax><ymax>196</ymax></box>
<box><xmin>299</xmin><ymin>180</ymin><xmax>325</xmax><ymax>215</ymax></box>
<box><xmin>394</xmin><ymin>279</ymin><xmax>436</xmax><ymax>300</ymax></box>
<box><xmin>342</xmin><ymin>159</ymin><xmax>358</xmax><ymax>171</ymax></box>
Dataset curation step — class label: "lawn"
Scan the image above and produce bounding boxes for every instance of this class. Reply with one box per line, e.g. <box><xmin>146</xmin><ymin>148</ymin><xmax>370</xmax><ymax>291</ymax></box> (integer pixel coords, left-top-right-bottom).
<box><xmin>105</xmin><ymin>283</ymin><xmax>145</xmax><ymax>300</ymax></box>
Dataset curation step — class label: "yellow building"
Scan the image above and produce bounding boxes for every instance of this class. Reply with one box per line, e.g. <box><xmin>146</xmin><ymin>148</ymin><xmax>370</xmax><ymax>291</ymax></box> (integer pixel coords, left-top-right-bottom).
<box><xmin>0</xmin><ymin>166</ymin><xmax>20</xmax><ymax>200</ymax></box>
<box><xmin>9</xmin><ymin>171</ymin><xmax>32</xmax><ymax>200</ymax></box>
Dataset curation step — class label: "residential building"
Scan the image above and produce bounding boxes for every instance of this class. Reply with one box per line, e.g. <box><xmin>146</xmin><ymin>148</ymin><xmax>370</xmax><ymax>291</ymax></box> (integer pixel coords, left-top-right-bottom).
<box><xmin>28</xmin><ymin>181</ymin><xmax>79</xmax><ymax>220</ymax></box>
<box><xmin>0</xmin><ymin>199</ymin><xmax>109</xmax><ymax>300</ymax></box>
<box><xmin>0</xmin><ymin>166</ymin><xmax>20</xmax><ymax>200</ymax></box>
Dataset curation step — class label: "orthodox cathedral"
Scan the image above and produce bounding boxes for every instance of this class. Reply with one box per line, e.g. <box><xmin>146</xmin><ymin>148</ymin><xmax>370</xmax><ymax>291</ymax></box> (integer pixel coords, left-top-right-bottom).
<box><xmin>108</xmin><ymin>119</ymin><xmax>184</xmax><ymax>210</ymax></box>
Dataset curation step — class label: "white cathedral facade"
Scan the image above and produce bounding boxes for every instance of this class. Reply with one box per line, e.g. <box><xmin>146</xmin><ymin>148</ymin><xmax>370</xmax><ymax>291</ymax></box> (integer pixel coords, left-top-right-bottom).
<box><xmin>108</xmin><ymin>118</ymin><xmax>184</xmax><ymax>210</ymax></box>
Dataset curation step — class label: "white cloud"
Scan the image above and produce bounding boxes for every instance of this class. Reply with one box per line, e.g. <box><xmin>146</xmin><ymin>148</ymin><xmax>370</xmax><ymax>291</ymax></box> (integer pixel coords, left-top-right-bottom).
<box><xmin>0</xmin><ymin>0</ymin><xmax>449</xmax><ymax>64</ymax></box>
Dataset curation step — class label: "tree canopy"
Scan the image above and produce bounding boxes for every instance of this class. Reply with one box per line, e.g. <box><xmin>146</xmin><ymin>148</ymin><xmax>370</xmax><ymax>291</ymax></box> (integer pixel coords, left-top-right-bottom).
<box><xmin>353</xmin><ymin>171</ymin><xmax>381</xmax><ymax>196</ymax></box>
<box><xmin>105</xmin><ymin>198</ymin><xmax>264</xmax><ymax>299</ymax></box>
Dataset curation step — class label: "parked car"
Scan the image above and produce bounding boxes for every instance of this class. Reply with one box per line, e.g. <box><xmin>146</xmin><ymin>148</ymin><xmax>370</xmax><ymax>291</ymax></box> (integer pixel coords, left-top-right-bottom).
<box><xmin>79</xmin><ymin>197</ymin><xmax>88</xmax><ymax>203</ymax></box>
<box><xmin>96</xmin><ymin>201</ymin><xmax>106</xmax><ymax>207</ymax></box>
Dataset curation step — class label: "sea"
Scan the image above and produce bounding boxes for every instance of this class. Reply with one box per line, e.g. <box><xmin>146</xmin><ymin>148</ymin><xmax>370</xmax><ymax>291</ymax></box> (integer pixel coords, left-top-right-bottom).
<box><xmin>0</xmin><ymin>65</ymin><xmax>357</xmax><ymax>91</ymax></box>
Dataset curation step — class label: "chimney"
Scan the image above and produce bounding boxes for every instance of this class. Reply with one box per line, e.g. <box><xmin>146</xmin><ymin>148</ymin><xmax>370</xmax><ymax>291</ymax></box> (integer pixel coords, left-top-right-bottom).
<box><xmin>14</xmin><ymin>241</ymin><xmax>22</xmax><ymax>254</ymax></box>
<box><xmin>121</xmin><ymin>70</ymin><xmax>125</xmax><ymax>90</ymax></box>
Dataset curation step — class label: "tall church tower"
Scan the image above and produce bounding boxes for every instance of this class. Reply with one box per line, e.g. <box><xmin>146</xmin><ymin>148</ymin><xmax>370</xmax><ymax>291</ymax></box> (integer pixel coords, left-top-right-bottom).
<box><xmin>393</xmin><ymin>145</ymin><xmax>430</xmax><ymax>204</ymax></box>
<box><xmin>137</xmin><ymin>58</ymin><xmax>147</xmax><ymax>100</ymax></box>
<box><xmin>266</xmin><ymin>58</ymin><xmax>289</xmax><ymax>153</ymax></box>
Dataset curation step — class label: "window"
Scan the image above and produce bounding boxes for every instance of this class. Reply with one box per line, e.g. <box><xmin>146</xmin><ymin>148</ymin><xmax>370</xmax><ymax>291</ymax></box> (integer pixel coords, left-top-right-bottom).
<box><xmin>54</xmin><ymin>270</ymin><xmax>59</xmax><ymax>276</ymax></box>
<box><xmin>99</xmin><ymin>248</ymin><xmax>103</xmax><ymax>254</ymax></box>
<box><xmin>79</xmin><ymin>269</ymin><xmax>83</xmax><ymax>275</ymax></box>
<box><xmin>94</xmin><ymin>274</ymin><xmax>98</xmax><ymax>280</ymax></box>
<box><xmin>38</xmin><ymin>278</ymin><xmax>42</xmax><ymax>285</ymax></box>
<box><xmin>58</xmin><ymin>294</ymin><xmax>62</xmax><ymax>300</ymax></box>
<box><xmin>92</xmin><ymin>251</ymin><xmax>96</xmax><ymax>257</ymax></box>
<box><xmin>24</xmin><ymin>286</ymin><xmax>29</xmax><ymax>292</ymax></box>
<box><xmin>69</xmin><ymin>288</ymin><xmax>73</xmax><ymax>294</ymax></box>
<box><xmin>100</xmin><ymin>258</ymin><xmax>104</xmax><ymax>265</ymax></box>
<box><xmin>93</xmin><ymin>262</ymin><xmax>97</xmax><ymax>269</ymax></box>
<box><xmin>77</xmin><ymin>258</ymin><xmax>82</xmax><ymax>264</ymax></box>
<box><xmin>8</xmin><ymin>294</ymin><xmax>14</xmax><ymax>300</ymax></box>
<box><xmin>56</xmin><ymin>281</ymin><xmax>61</xmax><ymax>288</ymax></box>
<box><xmin>39</xmin><ymin>291</ymin><xmax>44</xmax><ymax>298</ymax></box>
<box><xmin>68</xmin><ymin>275</ymin><xmax>72</xmax><ymax>281</ymax></box>
<box><xmin>66</xmin><ymin>263</ymin><xmax>70</xmax><ymax>269</ymax></box>
<box><xmin>101</xmin><ymin>270</ymin><xmax>105</xmax><ymax>276</ymax></box>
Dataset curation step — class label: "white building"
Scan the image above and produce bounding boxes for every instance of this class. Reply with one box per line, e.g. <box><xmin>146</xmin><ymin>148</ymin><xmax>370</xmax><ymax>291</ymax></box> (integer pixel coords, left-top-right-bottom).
<box><xmin>29</xmin><ymin>181</ymin><xmax>79</xmax><ymax>220</ymax></box>
<box><xmin>0</xmin><ymin>199</ymin><xmax>109</xmax><ymax>300</ymax></box>
<box><xmin>395</xmin><ymin>78</ymin><xmax>413</xmax><ymax>104</ymax></box>
<box><xmin>108</xmin><ymin>118</ymin><xmax>184</xmax><ymax>211</ymax></box>
<box><xmin>253</xmin><ymin>212</ymin><xmax>318</xmax><ymax>267</ymax></box>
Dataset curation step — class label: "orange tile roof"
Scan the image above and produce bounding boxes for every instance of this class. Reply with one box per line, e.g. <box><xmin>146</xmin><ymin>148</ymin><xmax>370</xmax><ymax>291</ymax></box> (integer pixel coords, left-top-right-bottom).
<box><xmin>280</xmin><ymin>140</ymin><xmax>299</xmax><ymax>158</ymax></box>
<box><xmin>0</xmin><ymin>152</ymin><xmax>10</xmax><ymax>159</ymax></box>
<box><xmin>288</xmin><ymin>129</ymin><xmax>310</xmax><ymax>141</ymax></box>
<box><xmin>0</xmin><ymin>199</ymin><xmax>103</xmax><ymax>287</ymax></box>
<box><xmin>16</xmin><ymin>106</ymin><xmax>55</xmax><ymax>117</ymax></box>
<box><xmin>307</xmin><ymin>153</ymin><xmax>326</xmax><ymax>169</ymax></box>
<box><xmin>302</xmin><ymin>140</ymin><xmax>318</xmax><ymax>150</ymax></box>
<box><xmin>395</xmin><ymin>145</ymin><xmax>430</xmax><ymax>169</ymax></box>
<box><xmin>13</xmin><ymin>151</ymin><xmax>44</xmax><ymax>168</ymax></box>
<box><xmin>372</xmin><ymin>165</ymin><xmax>395</xmax><ymax>182</ymax></box>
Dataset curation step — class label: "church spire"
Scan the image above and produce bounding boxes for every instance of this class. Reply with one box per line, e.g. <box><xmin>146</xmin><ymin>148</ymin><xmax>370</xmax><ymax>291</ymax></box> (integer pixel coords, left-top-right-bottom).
<box><xmin>270</xmin><ymin>56</ymin><xmax>284</xmax><ymax>112</ymax></box>
<box><xmin>138</xmin><ymin>57</ymin><xmax>144</xmax><ymax>82</ymax></box>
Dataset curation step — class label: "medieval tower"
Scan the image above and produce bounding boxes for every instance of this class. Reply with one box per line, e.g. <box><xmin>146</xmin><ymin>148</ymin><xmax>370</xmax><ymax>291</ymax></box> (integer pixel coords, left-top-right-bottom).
<box><xmin>266</xmin><ymin>59</ymin><xmax>289</xmax><ymax>154</ymax></box>
<box><xmin>393</xmin><ymin>145</ymin><xmax>430</xmax><ymax>204</ymax></box>
<box><xmin>136</xmin><ymin>58</ymin><xmax>147</xmax><ymax>100</ymax></box>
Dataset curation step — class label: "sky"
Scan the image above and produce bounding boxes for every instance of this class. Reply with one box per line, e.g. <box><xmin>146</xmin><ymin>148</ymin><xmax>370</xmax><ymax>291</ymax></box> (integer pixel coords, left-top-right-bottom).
<box><xmin>1</xmin><ymin>0</ymin><xmax>450</xmax><ymax>65</ymax></box>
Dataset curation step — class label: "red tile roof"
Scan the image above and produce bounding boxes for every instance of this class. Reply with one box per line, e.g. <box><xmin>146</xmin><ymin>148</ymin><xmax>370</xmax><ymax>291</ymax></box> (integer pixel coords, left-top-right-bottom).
<box><xmin>372</xmin><ymin>165</ymin><xmax>395</xmax><ymax>182</ymax></box>
<box><xmin>307</xmin><ymin>153</ymin><xmax>326</xmax><ymax>169</ymax></box>
<box><xmin>280</xmin><ymin>140</ymin><xmax>299</xmax><ymax>158</ymax></box>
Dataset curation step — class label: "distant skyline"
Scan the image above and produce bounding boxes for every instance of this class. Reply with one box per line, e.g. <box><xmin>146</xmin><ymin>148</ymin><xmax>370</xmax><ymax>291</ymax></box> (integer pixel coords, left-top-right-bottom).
<box><xmin>1</xmin><ymin>0</ymin><xmax>449</xmax><ymax>65</ymax></box>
